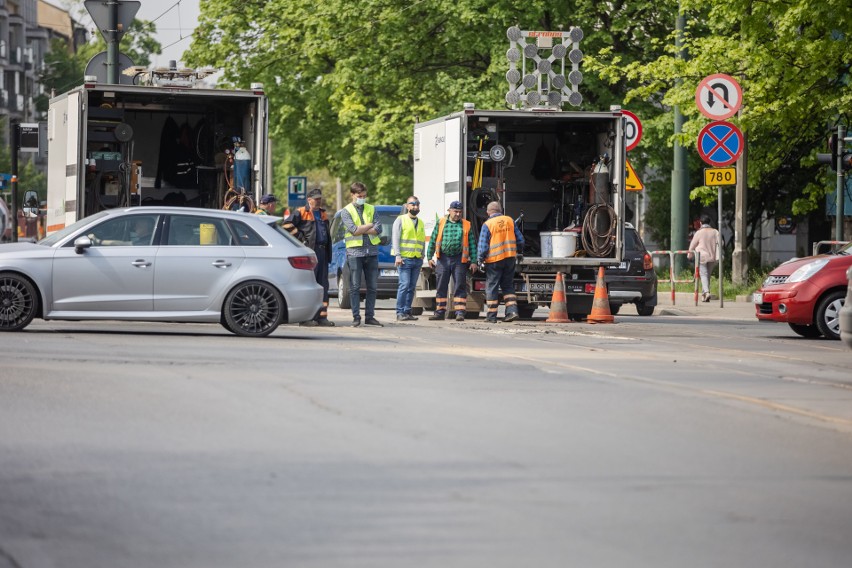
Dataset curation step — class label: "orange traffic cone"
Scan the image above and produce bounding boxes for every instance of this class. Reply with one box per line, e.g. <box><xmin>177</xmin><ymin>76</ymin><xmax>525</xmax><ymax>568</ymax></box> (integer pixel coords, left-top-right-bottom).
<box><xmin>587</xmin><ymin>266</ymin><xmax>615</xmax><ymax>324</ymax></box>
<box><xmin>546</xmin><ymin>272</ymin><xmax>571</xmax><ymax>323</ymax></box>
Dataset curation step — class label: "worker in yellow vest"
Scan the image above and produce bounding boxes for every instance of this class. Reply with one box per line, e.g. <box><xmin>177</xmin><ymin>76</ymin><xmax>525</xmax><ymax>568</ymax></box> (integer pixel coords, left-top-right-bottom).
<box><xmin>426</xmin><ymin>200</ymin><xmax>478</xmax><ymax>321</ymax></box>
<box><xmin>476</xmin><ymin>201</ymin><xmax>525</xmax><ymax>323</ymax></box>
<box><xmin>391</xmin><ymin>196</ymin><xmax>426</xmax><ymax>321</ymax></box>
<box><xmin>340</xmin><ymin>181</ymin><xmax>384</xmax><ymax>327</ymax></box>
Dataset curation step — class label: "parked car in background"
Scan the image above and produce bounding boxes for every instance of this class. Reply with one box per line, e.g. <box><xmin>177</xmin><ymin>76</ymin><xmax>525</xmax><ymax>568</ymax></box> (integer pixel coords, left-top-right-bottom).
<box><xmin>605</xmin><ymin>223</ymin><xmax>658</xmax><ymax>316</ymax></box>
<box><xmin>841</xmin><ymin>265</ymin><xmax>852</xmax><ymax>349</ymax></box>
<box><xmin>328</xmin><ymin>204</ymin><xmax>403</xmax><ymax>308</ymax></box>
<box><xmin>753</xmin><ymin>241</ymin><xmax>851</xmax><ymax>340</ymax></box>
<box><xmin>0</xmin><ymin>207</ymin><xmax>322</xmax><ymax>336</ymax></box>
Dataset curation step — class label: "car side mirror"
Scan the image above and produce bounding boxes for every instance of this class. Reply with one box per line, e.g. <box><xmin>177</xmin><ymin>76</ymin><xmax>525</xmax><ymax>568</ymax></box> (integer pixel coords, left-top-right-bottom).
<box><xmin>74</xmin><ymin>235</ymin><xmax>93</xmax><ymax>254</ymax></box>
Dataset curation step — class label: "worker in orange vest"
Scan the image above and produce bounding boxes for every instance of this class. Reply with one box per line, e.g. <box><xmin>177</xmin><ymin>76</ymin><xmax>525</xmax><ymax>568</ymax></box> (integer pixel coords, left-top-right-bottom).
<box><xmin>476</xmin><ymin>201</ymin><xmax>524</xmax><ymax>323</ymax></box>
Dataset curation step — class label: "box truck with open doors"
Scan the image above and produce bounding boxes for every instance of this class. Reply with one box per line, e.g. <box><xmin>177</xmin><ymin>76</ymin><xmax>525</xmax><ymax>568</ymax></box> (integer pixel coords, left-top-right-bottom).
<box><xmin>45</xmin><ymin>80</ymin><xmax>269</xmax><ymax>235</ymax></box>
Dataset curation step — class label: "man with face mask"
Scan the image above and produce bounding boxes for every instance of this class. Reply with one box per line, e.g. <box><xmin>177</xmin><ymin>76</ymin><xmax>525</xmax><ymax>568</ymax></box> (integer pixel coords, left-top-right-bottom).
<box><xmin>426</xmin><ymin>201</ymin><xmax>478</xmax><ymax>321</ymax></box>
<box><xmin>339</xmin><ymin>181</ymin><xmax>383</xmax><ymax>327</ymax></box>
<box><xmin>391</xmin><ymin>196</ymin><xmax>426</xmax><ymax>321</ymax></box>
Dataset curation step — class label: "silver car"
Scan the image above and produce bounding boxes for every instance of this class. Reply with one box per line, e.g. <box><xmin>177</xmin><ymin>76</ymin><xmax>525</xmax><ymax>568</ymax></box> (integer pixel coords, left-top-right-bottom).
<box><xmin>0</xmin><ymin>207</ymin><xmax>323</xmax><ymax>337</ymax></box>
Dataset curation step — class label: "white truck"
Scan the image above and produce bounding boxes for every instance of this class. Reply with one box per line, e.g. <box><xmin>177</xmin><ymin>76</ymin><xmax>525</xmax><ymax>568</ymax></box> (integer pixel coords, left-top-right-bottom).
<box><xmin>412</xmin><ymin>105</ymin><xmax>627</xmax><ymax>319</ymax></box>
<box><xmin>45</xmin><ymin>78</ymin><xmax>269</xmax><ymax>234</ymax></box>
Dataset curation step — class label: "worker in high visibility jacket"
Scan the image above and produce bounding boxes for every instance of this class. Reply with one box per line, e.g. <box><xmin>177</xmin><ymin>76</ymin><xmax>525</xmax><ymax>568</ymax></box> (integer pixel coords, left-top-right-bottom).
<box><xmin>476</xmin><ymin>201</ymin><xmax>525</xmax><ymax>323</ymax></box>
<box><xmin>426</xmin><ymin>200</ymin><xmax>478</xmax><ymax>322</ymax></box>
<box><xmin>339</xmin><ymin>181</ymin><xmax>384</xmax><ymax>327</ymax></box>
<box><xmin>287</xmin><ymin>188</ymin><xmax>334</xmax><ymax>327</ymax></box>
<box><xmin>391</xmin><ymin>196</ymin><xmax>426</xmax><ymax>321</ymax></box>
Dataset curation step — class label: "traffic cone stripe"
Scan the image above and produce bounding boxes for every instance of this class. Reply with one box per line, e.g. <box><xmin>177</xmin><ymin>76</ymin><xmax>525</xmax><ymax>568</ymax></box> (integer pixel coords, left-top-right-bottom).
<box><xmin>546</xmin><ymin>272</ymin><xmax>571</xmax><ymax>323</ymax></box>
<box><xmin>587</xmin><ymin>266</ymin><xmax>615</xmax><ymax>324</ymax></box>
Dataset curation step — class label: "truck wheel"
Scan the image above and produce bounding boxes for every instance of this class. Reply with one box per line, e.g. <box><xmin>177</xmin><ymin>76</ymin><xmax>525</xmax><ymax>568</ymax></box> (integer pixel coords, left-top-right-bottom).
<box><xmin>788</xmin><ymin>323</ymin><xmax>821</xmax><ymax>338</ymax></box>
<box><xmin>608</xmin><ymin>303</ymin><xmax>621</xmax><ymax>315</ymax></box>
<box><xmin>636</xmin><ymin>302</ymin><xmax>654</xmax><ymax>316</ymax></box>
<box><xmin>411</xmin><ymin>307</ymin><xmax>424</xmax><ymax>316</ymax></box>
<box><xmin>222</xmin><ymin>280</ymin><xmax>283</xmax><ymax>337</ymax></box>
<box><xmin>814</xmin><ymin>290</ymin><xmax>844</xmax><ymax>340</ymax></box>
<box><xmin>337</xmin><ymin>269</ymin><xmax>351</xmax><ymax>309</ymax></box>
<box><xmin>0</xmin><ymin>272</ymin><xmax>38</xmax><ymax>331</ymax></box>
<box><xmin>465</xmin><ymin>311</ymin><xmax>481</xmax><ymax>320</ymax></box>
<box><xmin>518</xmin><ymin>305</ymin><xmax>537</xmax><ymax>319</ymax></box>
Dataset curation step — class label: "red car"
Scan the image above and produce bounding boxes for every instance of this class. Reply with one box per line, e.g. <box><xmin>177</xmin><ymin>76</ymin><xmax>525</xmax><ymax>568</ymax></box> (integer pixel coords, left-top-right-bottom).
<box><xmin>754</xmin><ymin>242</ymin><xmax>851</xmax><ymax>339</ymax></box>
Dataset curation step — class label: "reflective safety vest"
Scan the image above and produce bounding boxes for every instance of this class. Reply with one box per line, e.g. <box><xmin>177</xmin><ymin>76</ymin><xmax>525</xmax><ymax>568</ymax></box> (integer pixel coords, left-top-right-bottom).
<box><xmin>434</xmin><ymin>216</ymin><xmax>471</xmax><ymax>262</ymax></box>
<box><xmin>392</xmin><ymin>215</ymin><xmax>425</xmax><ymax>258</ymax></box>
<box><xmin>483</xmin><ymin>215</ymin><xmax>517</xmax><ymax>263</ymax></box>
<box><xmin>344</xmin><ymin>203</ymin><xmax>381</xmax><ymax>248</ymax></box>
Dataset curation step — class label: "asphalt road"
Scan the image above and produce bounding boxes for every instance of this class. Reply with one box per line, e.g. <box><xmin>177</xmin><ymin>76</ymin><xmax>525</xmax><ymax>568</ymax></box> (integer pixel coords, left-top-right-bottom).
<box><xmin>0</xmin><ymin>304</ymin><xmax>850</xmax><ymax>568</ymax></box>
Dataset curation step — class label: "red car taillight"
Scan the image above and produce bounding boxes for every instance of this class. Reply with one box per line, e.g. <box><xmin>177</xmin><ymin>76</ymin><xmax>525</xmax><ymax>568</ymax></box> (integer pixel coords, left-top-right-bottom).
<box><xmin>289</xmin><ymin>255</ymin><xmax>317</xmax><ymax>270</ymax></box>
<box><xmin>643</xmin><ymin>252</ymin><xmax>653</xmax><ymax>271</ymax></box>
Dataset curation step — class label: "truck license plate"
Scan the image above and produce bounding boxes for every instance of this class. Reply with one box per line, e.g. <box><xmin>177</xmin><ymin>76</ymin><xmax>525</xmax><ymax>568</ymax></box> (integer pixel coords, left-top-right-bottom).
<box><xmin>520</xmin><ymin>282</ymin><xmax>554</xmax><ymax>292</ymax></box>
<box><xmin>380</xmin><ymin>269</ymin><xmax>398</xmax><ymax>277</ymax></box>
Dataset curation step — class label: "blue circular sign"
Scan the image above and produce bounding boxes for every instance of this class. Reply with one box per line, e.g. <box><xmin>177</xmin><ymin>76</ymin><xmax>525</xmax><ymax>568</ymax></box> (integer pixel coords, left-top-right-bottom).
<box><xmin>697</xmin><ymin>121</ymin><xmax>744</xmax><ymax>167</ymax></box>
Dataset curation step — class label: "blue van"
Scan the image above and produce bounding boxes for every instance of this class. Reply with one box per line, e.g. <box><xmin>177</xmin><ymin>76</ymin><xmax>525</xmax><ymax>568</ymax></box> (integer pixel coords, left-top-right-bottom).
<box><xmin>328</xmin><ymin>204</ymin><xmax>404</xmax><ymax>309</ymax></box>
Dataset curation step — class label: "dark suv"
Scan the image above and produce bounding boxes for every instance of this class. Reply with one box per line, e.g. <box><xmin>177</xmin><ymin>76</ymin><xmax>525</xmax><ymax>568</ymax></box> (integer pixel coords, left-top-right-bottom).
<box><xmin>604</xmin><ymin>223</ymin><xmax>657</xmax><ymax>316</ymax></box>
<box><xmin>328</xmin><ymin>205</ymin><xmax>403</xmax><ymax>308</ymax></box>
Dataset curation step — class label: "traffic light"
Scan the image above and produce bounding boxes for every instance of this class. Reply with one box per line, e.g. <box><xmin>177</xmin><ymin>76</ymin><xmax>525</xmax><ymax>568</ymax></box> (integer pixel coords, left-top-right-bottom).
<box><xmin>816</xmin><ymin>132</ymin><xmax>851</xmax><ymax>171</ymax></box>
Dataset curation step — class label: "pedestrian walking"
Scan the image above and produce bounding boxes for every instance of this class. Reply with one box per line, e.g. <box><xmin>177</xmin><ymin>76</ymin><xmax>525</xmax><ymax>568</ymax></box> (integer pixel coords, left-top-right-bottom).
<box><xmin>688</xmin><ymin>214</ymin><xmax>720</xmax><ymax>302</ymax></box>
<box><xmin>477</xmin><ymin>201</ymin><xmax>524</xmax><ymax>323</ymax></box>
<box><xmin>426</xmin><ymin>200</ymin><xmax>477</xmax><ymax>322</ymax></box>
<box><xmin>392</xmin><ymin>196</ymin><xmax>425</xmax><ymax>321</ymax></box>
<box><xmin>255</xmin><ymin>194</ymin><xmax>278</xmax><ymax>215</ymax></box>
<box><xmin>339</xmin><ymin>181</ymin><xmax>384</xmax><ymax>327</ymax></box>
<box><xmin>287</xmin><ymin>188</ymin><xmax>335</xmax><ymax>326</ymax></box>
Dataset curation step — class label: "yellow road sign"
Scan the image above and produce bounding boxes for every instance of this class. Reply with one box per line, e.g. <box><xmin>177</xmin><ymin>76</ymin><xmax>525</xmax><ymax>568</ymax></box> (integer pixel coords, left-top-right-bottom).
<box><xmin>625</xmin><ymin>159</ymin><xmax>644</xmax><ymax>191</ymax></box>
<box><xmin>704</xmin><ymin>167</ymin><xmax>736</xmax><ymax>186</ymax></box>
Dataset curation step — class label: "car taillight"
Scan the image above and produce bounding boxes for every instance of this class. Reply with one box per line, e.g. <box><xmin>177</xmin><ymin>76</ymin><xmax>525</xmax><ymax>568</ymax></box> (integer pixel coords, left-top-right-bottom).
<box><xmin>289</xmin><ymin>255</ymin><xmax>317</xmax><ymax>270</ymax></box>
<box><xmin>643</xmin><ymin>253</ymin><xmax>653</xmax><ymax>271</ymax></box>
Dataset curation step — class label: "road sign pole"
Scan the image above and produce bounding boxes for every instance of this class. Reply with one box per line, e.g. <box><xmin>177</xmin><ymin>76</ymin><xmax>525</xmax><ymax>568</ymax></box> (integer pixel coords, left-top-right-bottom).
<box><xmin>10</xmin><ymin>121</ymin><xmax>18</xmax><ymax>242</ymax></box>
<box><xmin>836</xmin><ymin>125</ymin><xmax>846</xmax><ymax>242</ymax></box>
<box><xmin>107</xmin><ymin>0</ymin><xmax>118</xmax><ymax>84</ymax></box>
<box><xmin>733</xmin><ymin>121</ymin><xmax>748</xmax><ymax>286</ymax></box>
<box><xmin>718</xmin><ymin>185</ymin><xmax>724</xmax><ymax>307</ymax></box>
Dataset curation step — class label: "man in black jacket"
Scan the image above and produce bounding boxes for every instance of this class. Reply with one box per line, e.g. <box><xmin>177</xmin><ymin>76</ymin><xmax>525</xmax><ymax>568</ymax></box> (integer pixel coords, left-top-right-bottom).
<box><xmin>287</xmin><ymin>188</ymin><xmax>334</xmax><ymax>326</ymax></box>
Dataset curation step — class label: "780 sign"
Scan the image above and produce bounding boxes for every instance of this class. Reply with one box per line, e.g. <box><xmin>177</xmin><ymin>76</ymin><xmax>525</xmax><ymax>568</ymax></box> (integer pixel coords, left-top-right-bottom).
<box><xmin>704</xmin><ymin>167</ymin><xmax>737</xmax><ymax>186</ymax></box>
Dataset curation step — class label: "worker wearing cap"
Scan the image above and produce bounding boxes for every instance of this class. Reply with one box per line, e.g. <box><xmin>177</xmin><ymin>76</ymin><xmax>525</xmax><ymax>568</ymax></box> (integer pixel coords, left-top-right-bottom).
<box><xmin>256</xmin><ymin>194</ymin><xmax>278</xmax><ymax>215</ymax></box>
<box><xmin>477</xmin><ymin>201</ymin><xmax>524</xmax><ymax>323</ymax></box>
<box><xmin>426</xmin><ymin>200</ymin><xmax>477</xmax><ymax>322</ymax></box>
<box><xmin>286</xmin><ymin>187</ymin><xmax>334</xmax><ymax>326</ymax></box>
<box><xmin>391</xmin><ymin>196</ymin><xmax>426</xmax><ymax>321</ymax></box>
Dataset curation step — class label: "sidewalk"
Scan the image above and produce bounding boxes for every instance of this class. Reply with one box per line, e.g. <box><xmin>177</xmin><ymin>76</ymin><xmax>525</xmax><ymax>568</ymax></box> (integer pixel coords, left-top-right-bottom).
<box><xmin>655</xmin><ymin>291</ymin><xmax>756</xmax><ymax>320</ymax></box>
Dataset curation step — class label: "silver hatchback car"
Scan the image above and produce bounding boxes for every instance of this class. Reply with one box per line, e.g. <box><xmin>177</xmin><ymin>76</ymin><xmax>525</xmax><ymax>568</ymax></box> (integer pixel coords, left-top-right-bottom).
<box><xmin>0</xmin><ymin>207</ymin><xmax>323</xmax><ymax>337</ymax></box>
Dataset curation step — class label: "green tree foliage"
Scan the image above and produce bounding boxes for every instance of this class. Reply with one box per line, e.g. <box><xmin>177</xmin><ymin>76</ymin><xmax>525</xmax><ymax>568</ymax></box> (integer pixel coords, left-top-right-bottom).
<box><xmin>185</xmin><ymin>0</ymin><xmax>678</xmax><ymax>203</ymax></box>
<box><xmin>592</xmin><ymin>0</ymin><xmax>852</xmax><ymax>246</ymax></box>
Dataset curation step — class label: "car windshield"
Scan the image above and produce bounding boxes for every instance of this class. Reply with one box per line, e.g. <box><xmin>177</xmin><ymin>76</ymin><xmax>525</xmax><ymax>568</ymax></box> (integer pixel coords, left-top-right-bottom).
<box><xmin>39</xmin><ymin>211</ymin><xmax>111</xmax><ymax>247</ymax></box>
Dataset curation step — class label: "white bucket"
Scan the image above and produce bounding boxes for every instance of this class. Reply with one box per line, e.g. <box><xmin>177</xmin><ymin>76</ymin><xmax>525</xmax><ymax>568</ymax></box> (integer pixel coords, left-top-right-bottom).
<box><xmin>540</xmin><ymin>231</ymin><xmax>577</xmax><ymax>258</ymax></box>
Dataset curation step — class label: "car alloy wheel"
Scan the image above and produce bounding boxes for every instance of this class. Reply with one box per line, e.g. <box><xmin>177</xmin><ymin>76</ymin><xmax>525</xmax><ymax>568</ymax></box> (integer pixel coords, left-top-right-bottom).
<box><xmin>814</xmin><ymin>290</ymin><xmax>845</xmax><ymax>340</ymax></box>
<box><xmin>223</xmin><ymin>280</ymin><xmax>284</xmax><ymax>337</ymax></box>
<box><xmin>0</xmin><ymin>273</ymin><xmax>38</xmax><ymax>331</ymax></box>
